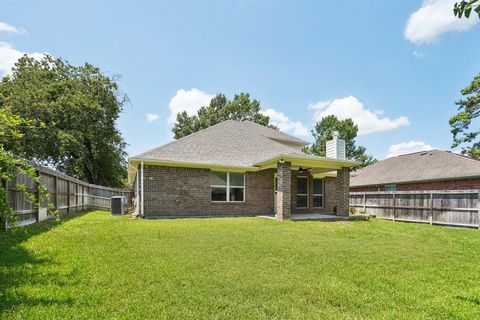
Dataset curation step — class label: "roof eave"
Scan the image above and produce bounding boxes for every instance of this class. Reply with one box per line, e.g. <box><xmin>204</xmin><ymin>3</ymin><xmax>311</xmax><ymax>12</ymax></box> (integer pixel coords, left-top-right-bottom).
<box><xmin>269</xmin><ymin>137</ymin><xmax>309</xmax><ymax>146</ymax></box>
<box><xmin>350</xmin><ymin>174</ymin><xmax>480</xmax><ymax>188</ymax></box>
<box><xmin>129</xmin><ymin>158</ymin><xmax>260</xmax><ymax>169</ymax></box>
<box><xmin>127</xmin><ymin>158</ymin><xmax>261</xmax><ymax>183</ymax></box>
<box><xmin>127</xmin><ymin>154</ymin><xmax>360</xmax><ymax>184</ymax></box>
<box><xmin>253</xmin><ymin>154</ymin><xmax>360</xmax><ymax>170</ymax></box>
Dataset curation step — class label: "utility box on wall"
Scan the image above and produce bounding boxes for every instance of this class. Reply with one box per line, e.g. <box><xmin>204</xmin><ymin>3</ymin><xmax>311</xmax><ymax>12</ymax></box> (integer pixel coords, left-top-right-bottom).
<box><xmin>111</xmin><ymin>196</ymin><xmax>127</xmax><ymax>215</ymax></box>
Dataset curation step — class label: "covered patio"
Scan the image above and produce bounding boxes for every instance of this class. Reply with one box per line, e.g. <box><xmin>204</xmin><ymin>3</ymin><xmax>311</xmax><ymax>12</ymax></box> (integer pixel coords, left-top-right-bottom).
<box><xmin>252</xmin><ymin>154</ymin><xmax>359</xmax><ymax>220</ymax></box>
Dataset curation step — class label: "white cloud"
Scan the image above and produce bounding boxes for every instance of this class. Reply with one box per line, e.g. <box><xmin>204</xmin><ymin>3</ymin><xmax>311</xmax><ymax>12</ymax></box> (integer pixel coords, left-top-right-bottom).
<box><xmin>387</xmin><ymin>140</ymin><xmax>435</xmax><ymax>158</ymax></box>
<box><xmin>405</xmin><ymin>0</ymin><xmax>479</xmax><ymax>44</ymax></box>
<box><xmin>146</xmin><ymin>113</ymin><xmax>160</xmax><ymax>122</ymax></box>
<box><xmin>260</xmin><ymin>108</ymin><xmax>309</xmax><ymax>136</ymax></box>
<box><xmin>413</xmin><ymin>50</ymin><xmax>425</xmax><ymax>58</ymax></box>
<box><xmin>167</xmin><ymin>88</ymin><xmax>214</xmax><ymax>123</ymax></box>
<box><xmin>308</xmin><ymin>96</ymin><xmax>409</xmax><ymax>135</ymax></box>
<box><xmin>0</xmin><ymin>42</ymin><xmax>46</xmax><ymax>76</ymax></box>
<box><xmin>0</xmin><ymin>21</ymin><xmax>25</xmax><ymax>34</ymax></box>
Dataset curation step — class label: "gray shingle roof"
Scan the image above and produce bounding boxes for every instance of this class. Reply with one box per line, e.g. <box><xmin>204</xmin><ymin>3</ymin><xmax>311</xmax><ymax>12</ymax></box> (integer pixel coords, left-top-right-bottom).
<box><xmin>131</xmin><ymin>120</ymin><xmax>310</xmax><ymax>167</ymax></box>
<box><xmin>351</xmin><ymin>150</ymin><xmax>480</xmax><ymax>187</ymax></box>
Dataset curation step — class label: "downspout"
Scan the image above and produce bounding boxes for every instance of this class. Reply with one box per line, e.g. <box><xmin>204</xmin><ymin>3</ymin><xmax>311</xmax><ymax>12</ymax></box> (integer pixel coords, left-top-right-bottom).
<box><xmin>136</xmin><ymin>167</ymin><xmax>139</xmax><ymax>214</ymax></box>
<box><xmin>141</xmin><ymin>161</ymin><xmax>144</xmax><ymax>217</ymax></box>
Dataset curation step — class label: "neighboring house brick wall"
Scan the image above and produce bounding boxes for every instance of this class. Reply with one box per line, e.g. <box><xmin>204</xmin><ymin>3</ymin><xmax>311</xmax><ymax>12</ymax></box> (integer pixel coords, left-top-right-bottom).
<box><xmin>350</xmin><ymin>185</ymin><xmax>383</xmax><ymax>192</ymax></box>
<box><xmin>350</xmin><ymin>177</ymin><xmax>480</xmax><ymax>192</ymax></box>
<box><xmin>143</xmin><ymin>165</ymin><xmax>275</xmax><ymax>217</ymax></box>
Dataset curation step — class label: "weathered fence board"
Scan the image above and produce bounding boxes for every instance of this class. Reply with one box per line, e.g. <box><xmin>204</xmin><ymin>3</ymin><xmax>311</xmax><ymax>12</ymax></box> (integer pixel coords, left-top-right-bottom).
<box><xmin>3</xmin><ymin>162</ymin><xmax>133</xmax><ymax>228</ymax></box>
<box><xmin>350</xmin><ymin>190</ymin><xmax>479</xmax><ymax>229</ymax></box>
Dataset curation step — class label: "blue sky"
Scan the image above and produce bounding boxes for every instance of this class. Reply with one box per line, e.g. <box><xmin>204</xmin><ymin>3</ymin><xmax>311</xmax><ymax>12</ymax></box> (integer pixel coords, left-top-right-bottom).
<box><xmin>1</xmin><ymin>0</ymin><xmax>479</xmax><ymax>159</ymax></box>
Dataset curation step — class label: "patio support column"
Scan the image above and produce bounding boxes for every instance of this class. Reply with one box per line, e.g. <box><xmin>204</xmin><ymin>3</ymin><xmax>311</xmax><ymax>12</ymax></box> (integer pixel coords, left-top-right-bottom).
<box><xmin>276</xmin><ymin>161</ymin><xmax>291</xmax><ymax>220</ymax></box>
<box><xmin>336</xmin><ymin>167</ymin><xmax>350</xmax><ymax>216</ymax></box>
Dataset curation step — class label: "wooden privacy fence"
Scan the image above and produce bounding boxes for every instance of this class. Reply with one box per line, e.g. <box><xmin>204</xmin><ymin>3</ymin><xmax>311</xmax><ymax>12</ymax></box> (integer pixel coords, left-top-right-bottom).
<box><xmin>4</xmin><ymin>162</ymin><xmax>133</xmax><ymax>227</ymax></box>
<box><xmin>350</xmin><ymin>190</ymin><xmax>479</xmax><ymax>229</ymax></box>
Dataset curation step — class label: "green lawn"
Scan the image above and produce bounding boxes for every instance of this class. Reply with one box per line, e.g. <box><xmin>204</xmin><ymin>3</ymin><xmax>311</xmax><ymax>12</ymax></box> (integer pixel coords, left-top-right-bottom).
<box><xmin>1</xmin><ymin>211</ymin><xmax>480</xmax><ymax>319</ymax></box>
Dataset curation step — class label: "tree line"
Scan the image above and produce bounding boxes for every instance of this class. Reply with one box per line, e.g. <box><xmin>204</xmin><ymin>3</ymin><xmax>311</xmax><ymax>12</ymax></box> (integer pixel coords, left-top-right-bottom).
<box><xmin>0</xmin><ymin>56</ymin><xmax>128</xmax><ymax>188</ymax></box>
<box><xmin>0</xmin><ymin>0</ymin><xmax>478</xmax><ymax>194</ymax></box>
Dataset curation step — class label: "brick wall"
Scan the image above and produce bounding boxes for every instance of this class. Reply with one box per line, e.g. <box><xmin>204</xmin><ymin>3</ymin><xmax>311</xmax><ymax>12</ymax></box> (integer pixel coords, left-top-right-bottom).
<box><xmin>275</xmin><ymin>161</ymin><xmax>291</xmax><ymax>220</ymax></box>
<box><xmin>350</xmin><ymin>185</ymin><xmax>379</xmax><ymax>192</ymax></box>
<box><xmin>335</xmin><ymin>168</ymin><xmax>350</xmax><ymax>216</ymax></box>
<box><xmin>141</xmin><ymin>164</ymin><xmax>340</xmax><ymax>217</ymax></box>
<box><xmin>350</xmin><ymin>177</ymin><xmax>480</xmax><ymax>193</ymax></box>
<box><xmin>324</xmin><ymin>177</ymin><xmax>337</xmax><ymax>212</ymax></box>
<box><xmin>142</xmin><ymin>165</ymin><xmax>275</xmax><ymax>217</ymax></box>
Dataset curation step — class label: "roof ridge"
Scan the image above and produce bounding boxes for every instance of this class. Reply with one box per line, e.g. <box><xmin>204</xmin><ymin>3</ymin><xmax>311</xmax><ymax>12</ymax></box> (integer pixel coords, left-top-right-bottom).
<box><xmin>246</xmin><ymin>138</ymin><xmax>306</xmax><ymax>165</ymax></box>
<box><xmin>131</xmin><ymin>119</ymin><xmax>311</xmax><ymax>162</ymax></box>
<box><xmin>242</xmin><ymin>120</ymin><xmax>309</xmax><ymax>145</ymax></box>
<box><xmin>446</xmin><ymin>150</ymin><xmax>480</xmax><ymax>163</ymax></box>
<box><xmin>395</xmin><ymin>149</ymin><xmax>436</xmax><ymax>157</ymax></box>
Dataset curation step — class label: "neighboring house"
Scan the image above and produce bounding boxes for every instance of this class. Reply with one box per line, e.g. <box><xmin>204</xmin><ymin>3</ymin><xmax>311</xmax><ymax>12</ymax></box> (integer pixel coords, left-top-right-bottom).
<box><xmin>350</xmin><ymin>150</ymin><xmax>480</xmax><ymax>192</ymax></box>
<box><xmin>128</xmin><ymin>120</ymin><xmax>358</xmax><ymax>220</ymax></box>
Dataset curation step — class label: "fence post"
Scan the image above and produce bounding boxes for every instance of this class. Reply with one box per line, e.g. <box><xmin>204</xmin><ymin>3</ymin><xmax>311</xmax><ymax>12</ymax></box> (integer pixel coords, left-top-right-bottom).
<box><xmin>76</xmin><ymin>182</ymin><xmax>79</xmax><ymax>212</ymax></box>
<box><xmin>392</xmin><ymin>193</ymin><xmax>396</xmax><ymax>222</ymax></box>
<box><xmin>36</xmin><ymin>169</ymin><xmax>40</xmax><ymax>223</ymax></box>
<box><xmin>54</xmin><ymin>175</ymin><xmax>58</xmax><ymax>212</ymax></box>
<box><xmin>478</xmin><ymin>191</ymin><xmax>480</xmax><ymax>230</ymax></box>
<box><xmin>429</xmin><ymin>192</ymin><xmax>433</xmax><ymax>225</ymax></box>
<box><xmin>2</xmin><ymin>179</ymin><xmax>7</xmax><ymax>230</ymax></box>
<box><xmin>84</xmin><ymin>185</ymin><xmax>87</xmax><ymax>208</ymax></box>
<box><xmin>67</xmin><ymin>181</ymin><xmax>70</xmax><ymax>214</ymax></box>
<box><xmin>80</xmin><ymin>184</ymin><xmax>84</xmax><ymax>210</ymax></box>
<box><xmin>363</xmin><ymin>193</ymin><xmax>366</xmax><ymax>212</ymax></box>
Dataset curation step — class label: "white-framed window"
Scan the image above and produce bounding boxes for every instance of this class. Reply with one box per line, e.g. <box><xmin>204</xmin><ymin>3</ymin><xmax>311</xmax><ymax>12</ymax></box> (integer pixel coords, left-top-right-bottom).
<box><xmin>211</xmin><ymin>171</ymin><xmax>245</xmax><ymax>202</ymax></box>
<box><xmin>385</xmin><ymin>184</ymin><xmax>396</xmax><ymax>192</ymax></box>
<box><xmin>313</xmin><ymin>178</ymin><xmax>324</xmax><ymax>208</ymax></box>
<box><xmin>296</xmin><ymin>176</ymin><xmax>308</xmax><ymax>208</ymax></box>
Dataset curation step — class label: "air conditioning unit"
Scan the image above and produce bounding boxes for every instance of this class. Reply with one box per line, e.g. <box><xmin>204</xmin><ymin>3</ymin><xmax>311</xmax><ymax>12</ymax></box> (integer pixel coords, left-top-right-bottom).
<box><xmin>111</xmin><ymin>196</ymin><xmax>127</xmax><ymax>215</ymax></box>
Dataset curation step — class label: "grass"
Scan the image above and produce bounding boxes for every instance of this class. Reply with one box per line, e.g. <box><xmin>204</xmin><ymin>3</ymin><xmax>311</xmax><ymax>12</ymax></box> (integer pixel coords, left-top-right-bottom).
<box><xmin>1</xmin><ymin>211</ymin><xmax>480</xmax><ymax>319</ymax></box>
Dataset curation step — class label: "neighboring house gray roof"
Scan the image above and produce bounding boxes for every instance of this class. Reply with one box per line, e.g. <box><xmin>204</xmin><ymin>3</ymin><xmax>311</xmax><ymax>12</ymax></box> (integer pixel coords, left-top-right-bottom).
<box><xmin>131</xmin><ymin>120</ymin><xmax>310</xmax><ymax>167</ymax></box>
<box><xmin>351</xmin><ymin>150</ymin><xmax>480</xmax><ymax>187</ymax></box>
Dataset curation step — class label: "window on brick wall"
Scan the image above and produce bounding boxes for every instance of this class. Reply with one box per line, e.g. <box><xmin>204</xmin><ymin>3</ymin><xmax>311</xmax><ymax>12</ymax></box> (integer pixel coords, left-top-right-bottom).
<box><xmin>385</xmin><ymin>184</ymin><xmax>396</xmax><ymax>192</ymax></box>
<box><xmin>313</xmin><ymin>178</ymin><xmax>324</xmax><ymax>208</ymax></box>
<box><xmin>211</xmin><ymin>171</ymin><xmax>245</xmax><ymax>202</ymax></box>
<box><xmin>296</xmin><ymin>176</ymin><xmax>308</xmax><ymax>208</ymax></box>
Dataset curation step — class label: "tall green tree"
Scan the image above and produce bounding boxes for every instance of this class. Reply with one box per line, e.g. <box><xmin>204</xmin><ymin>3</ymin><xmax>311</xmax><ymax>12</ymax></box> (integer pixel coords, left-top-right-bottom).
<box><xmin>454</xmin><ymin>0</ymin><xmax>480</xmax><ymax>18</ymax></box>
<box><xmin>0</xmin><ymin>55</ymin><xmax>128</xmax><ymax>187</ymax></box>
<box><xmin>305</xmin><ymin>115</ymin><xmax>376</xmax><ymax>168</ymax></box>
<box><xmin>172</xmin><ymin>93</ymin><xmax>275</xmax><ymax>139</ymax></box>
<box><xmin>450</xmin><ymin>73</ymin><xmax>480</xmax><ymax>158</ymax></box>
<box><xmin>0</xmin><ymin>109</ymin><xmax>51</xmax><ymax>225</ymax></box>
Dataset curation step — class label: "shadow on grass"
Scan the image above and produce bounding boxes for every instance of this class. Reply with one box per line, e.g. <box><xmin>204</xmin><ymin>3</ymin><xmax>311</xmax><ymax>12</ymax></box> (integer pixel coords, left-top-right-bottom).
<box><xmin>0</xmin><ymin>211</ymin><xmax>91</xmax><ymax>314</ymax></box>
<box><xmin>455</xmin><ymin>296</ymin><xmax>480</xmax><ymax>306</ymax></box>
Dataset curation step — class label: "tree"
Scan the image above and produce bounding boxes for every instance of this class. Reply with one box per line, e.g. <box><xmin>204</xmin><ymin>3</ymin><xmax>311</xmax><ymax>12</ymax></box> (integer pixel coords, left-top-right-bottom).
<box><xmin>450</xmin><ymin>73</ymin><xmax>480</xmax><ymax>158</ymax></box>
<box><xmin>0</xmin><ymin>55</ymin><xmax>128</xmax><ymax>187</ymax></box>
<box><xmin>305</xmin><ymin>115</ymin><xmax>376</xmax><ymax>168</ymax></box>
<box><xmin>172</xmin><ymin>93</ymin><xmax>275</xmax><ymax>139</ymax></box>
<box><xmin>454</xmin><ymin>0</ymin><xmax>480</xmax><ymax>18</ymax></box>
<box><xmin>0</xmin><ymin>110</ymin><xmax>51</xmax><ymax>226</ymax></box>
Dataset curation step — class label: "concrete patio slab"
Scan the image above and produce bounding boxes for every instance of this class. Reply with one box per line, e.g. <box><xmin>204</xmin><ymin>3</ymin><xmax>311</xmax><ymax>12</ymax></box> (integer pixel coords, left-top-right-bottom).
<box><xmin>258</xmin><ymin>213</ymin><xmax>369</xmax><ymax>222</ymax></box>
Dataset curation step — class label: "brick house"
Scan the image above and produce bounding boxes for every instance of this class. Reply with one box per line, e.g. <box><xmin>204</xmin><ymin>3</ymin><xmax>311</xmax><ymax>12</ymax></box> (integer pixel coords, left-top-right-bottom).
<box><xmin>350</xmin><ymin>150</ymin><xmax>480</xmax><ymax>192</ymax></box>
<box><xmin>128</xmin><ymin>120</ymin><xmax>358</xmax><ymax>220</ymax></box>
